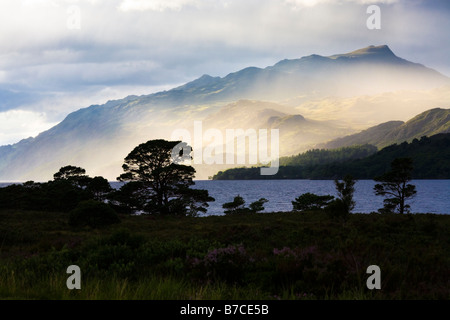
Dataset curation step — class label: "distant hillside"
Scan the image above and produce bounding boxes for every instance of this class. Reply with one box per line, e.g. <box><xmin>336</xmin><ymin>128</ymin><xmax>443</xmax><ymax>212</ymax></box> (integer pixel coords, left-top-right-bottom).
<box><xmin>294</xmin><ymin>86</ymin><xmax>450</xmax><ymax>129</ymax></box>
<box><xmin>279</xmin><ymin>144</ymin><xmax>378</xmax><ymax>167</ymax></box>
<box><xmin>202</xmin><ymin>99</ymin><xmax>353</xmax><ymax>157</ymax></box>
<box><xmin>212</xmin><ymin>133</ymin><xmax>450</xmax><ymax>180</ymax></box>
<box><xmin>320</xmin><ymin>108</ymin><xmax>450</xmax><ymax>149</ymax></box>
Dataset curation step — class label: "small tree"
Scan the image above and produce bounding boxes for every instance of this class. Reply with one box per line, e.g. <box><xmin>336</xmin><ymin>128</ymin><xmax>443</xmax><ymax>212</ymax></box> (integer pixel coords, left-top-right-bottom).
<box><xmin>222</xmin><ymin>195</ymin><xmax>268</xmax><ymax>215</ymax></box>
<box><xmin>374</xmin><ymin>158</ymin><xmax>417</xmax><ymax>214</ymax></box>
<box><xmin>326</xmin><ymin>175</ymin><xmax>356</xmax><ymax>220</ymax></box>
<box><xmin>223</xmin><ymin>195</ymin><xmax>246</xmax><ymax>214</ymax></box>
<box><xmin>50</xmin><ymin>166</ymin><xmax>92</xmax><ymax>211</ymax></box>
<box><xmin>85</xmin><ymin>176</ymin><xmax>113</xmax><ymax>201</ymax></box>
<box><xmin>168</xmin><ymin>187</ymin><xmax>215</xmax><ymax>217</ymax></box>
<box><xmin>249</xmin><ymin>198</ymin><xmax>269</xmax><ymax>213</ymax></box>
<box><xmin>117</xmin><ymin>139</ymin><xmax>214</xmax><ymax>215</ymax></box>
<box><xmin>53</xmin><ymin>165</ymin><xmax>89</xmax><ymax>187</ymax></box>
<box><xmin>292</xmin><ymin>192</ymin><xmax>334</xmax><ymax>212</ymax></box>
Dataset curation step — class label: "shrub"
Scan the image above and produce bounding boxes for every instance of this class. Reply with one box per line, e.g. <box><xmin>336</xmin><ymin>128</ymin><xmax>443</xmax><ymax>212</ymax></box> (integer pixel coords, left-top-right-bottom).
<box><xmin>325</xmin><ymin>199</ymin><xmax>349</xmax><ymax>221</ymax></box>
<box><xmin>68</xmin><ymin>200</ymin><xmax>120</xmax><ymax>228</ymax></box>
<box><xmin>222</xmin><ymin>195</ymin><xmax>246</xmax><ymax>214</ymax></box>
<box><xmin>249</xmin><ymin>198</ymin><xmax>269</xmax><ymax>213</ymax></box>
<box><xmin>292</xmin><ymin>193</ymin><xmax>334</xmax><ymax>212</ymax></box>
<box><xmin>222</xmin><ymin>195</ymin><xmax>268</xmax><ymax>215</ymax></box>
<box><xmin>189</xmin><ymin>244</ymin><xmax>252</xmax><ymax>283</ymax></box>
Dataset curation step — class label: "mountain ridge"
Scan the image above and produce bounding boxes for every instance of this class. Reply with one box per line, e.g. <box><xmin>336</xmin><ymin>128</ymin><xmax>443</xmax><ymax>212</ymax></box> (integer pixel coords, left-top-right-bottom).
<box><xmin>319</xmin><ymin>107</ymin><xmax>450</xmax><ymax>149</ymax></box>
<box><xmin>1</xmin><ymin>45</ymin><xmax>449</xmax><ymax>181</ymax></box>
<box><xmin>69</xmin><ymin>44</ymin><xmax>449</xmax><ymax>110</ymax></box>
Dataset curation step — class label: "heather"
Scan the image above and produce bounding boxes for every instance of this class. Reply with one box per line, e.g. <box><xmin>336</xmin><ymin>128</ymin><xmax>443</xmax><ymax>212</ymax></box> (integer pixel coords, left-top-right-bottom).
<box><xmin>1</xmin><ymin>209</ymin><xmax>448</xmax><ymax>300</ymax></box>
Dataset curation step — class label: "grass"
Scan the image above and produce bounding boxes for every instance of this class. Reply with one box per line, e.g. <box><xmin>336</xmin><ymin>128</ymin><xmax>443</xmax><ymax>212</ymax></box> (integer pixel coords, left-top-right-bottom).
<box><xmin>0</xmin><ymin>266</ymin><xmax>277</xmax><ymax>300</ymax></box>
<box><xmin>0</xmin><ymin>209</ymin><xmax>449</xmax><ymax>300</ymax></box>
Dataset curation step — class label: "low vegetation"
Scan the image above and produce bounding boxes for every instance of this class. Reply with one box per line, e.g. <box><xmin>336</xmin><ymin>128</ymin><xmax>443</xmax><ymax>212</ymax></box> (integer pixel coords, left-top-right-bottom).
<box><xmin>0</xmin><ymin>209</ymin><xmax>448</xmax><ymax>300</ymax></box>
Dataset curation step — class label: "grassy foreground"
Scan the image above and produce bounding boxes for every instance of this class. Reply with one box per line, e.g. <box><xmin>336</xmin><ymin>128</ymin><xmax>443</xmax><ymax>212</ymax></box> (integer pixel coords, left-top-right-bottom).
<box><xmin>0</xmin><ymin>209</ymin><xmax>449</xmax><ymax>300</ymax></box>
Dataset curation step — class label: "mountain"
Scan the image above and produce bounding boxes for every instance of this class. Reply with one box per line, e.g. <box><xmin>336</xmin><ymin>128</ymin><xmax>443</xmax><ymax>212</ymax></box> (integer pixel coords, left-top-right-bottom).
<box><xmin>201</xmin><ymin>100</ymin><xmax>352</xmax><ymax>157</ymax></box>
<box><xmin>165</xmin><ymin>45</ymin><xmax>449</xmax><ymax>104</ymax></box>
<box><xmin>1</xmin><ymin>45</ymin><xmax>449</xmax><ymax>181</ymax></box>
<box><xmin>319</xmin><ymin>108</ymin><xmax>450</xmax><ymax>149</ymax></box>
<box><xmin>293</xmin><ymin>85</ymin><xmax>450</xmax><ymax>129</ymax></box>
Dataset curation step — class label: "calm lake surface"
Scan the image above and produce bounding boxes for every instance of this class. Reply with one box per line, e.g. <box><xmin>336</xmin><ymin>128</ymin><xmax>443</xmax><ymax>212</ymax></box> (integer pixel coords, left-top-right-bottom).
<box><xmin>1</xmin><ymin>180</ymin><xmax>448</xmax><ymax>215</ymax></box>
<box><xmin>191</xmin><ymin>180</ymin><xmax>450</xmax><ymax>216</ymax></box>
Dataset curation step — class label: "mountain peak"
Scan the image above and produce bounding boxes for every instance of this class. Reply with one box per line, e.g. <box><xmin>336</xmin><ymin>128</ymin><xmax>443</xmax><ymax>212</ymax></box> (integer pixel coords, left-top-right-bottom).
<box><xmin>328</xmin><ymin>45</ymin><xmax>398</xmax><ymax>61</ymax></box>
<box><xmin>176</xmin><ymin>73</ymin><xmax>220</xmax><ymax>90</ymax></box>
<box><xmin>350</xmin><ymin>45</ymin><xmax>394</xmax><ymax>55</ymax></box>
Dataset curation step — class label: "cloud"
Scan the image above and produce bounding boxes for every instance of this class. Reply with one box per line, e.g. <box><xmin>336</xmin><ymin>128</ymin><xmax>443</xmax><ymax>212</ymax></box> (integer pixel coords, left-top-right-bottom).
<box><xmin>0</xmin><ymin>110</ymin><xmax>58</xmax><ymax>145</ymax></box>
<box><xmin>0</xmin><ymin>0</ymin><xmax>449</xmax><ymax>146</ymax></box>
<box><xmin>285</xmin><ymin>0</ymin><xmax>399</xmax><ymax>7</ymax></box>
<box><xmin>118</xmin><ymin>0</ymin><xmax>201</xmax><ymax>12</ymax></box>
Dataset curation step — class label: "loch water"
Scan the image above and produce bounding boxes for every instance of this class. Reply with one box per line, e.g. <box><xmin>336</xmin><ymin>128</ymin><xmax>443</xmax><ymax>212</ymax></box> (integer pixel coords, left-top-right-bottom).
<box><xmin>191</xmin><ymin>179</ymin><xmax>450</xmax><ymax>216</ymax></box>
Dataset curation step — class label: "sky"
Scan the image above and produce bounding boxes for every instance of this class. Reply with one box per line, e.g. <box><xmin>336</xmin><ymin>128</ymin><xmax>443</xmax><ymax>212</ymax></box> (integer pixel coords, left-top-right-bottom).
<box><xmin>0</xmin><ymin>0</ymin><xmax>449</xmax><ymax>145</ymax></box>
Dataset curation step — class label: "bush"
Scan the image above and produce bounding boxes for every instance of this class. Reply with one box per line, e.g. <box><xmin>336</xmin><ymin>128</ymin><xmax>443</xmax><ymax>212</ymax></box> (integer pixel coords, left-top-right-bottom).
<box><xmin>292</xmin><ymin>193</ymin><xmax>334</xmax><ymax>212</ymax></box>
<box><xmin>325</xmin><ymin>199</ymin><xmax>349</xmax><ymax>221</ymax></box>
<box><xmin>222</xmin><ymin>195</ymin><xmax>246</xmax><ymax>214</ymax></box>
<box><xmin>188</xmin><ymin>244</ymin><xmax>252</xmax><ymax>284</ymax></box>
<box><xmin>0</xmin><ymin>180</ymin><xmax>92</xmax><ymax>212</ymax></box>
<box><xmin>222</xmin><ymin>195</ymin><xmax>268</xmax><ymax>215</ymax></box>
<box><xmin>68</xmin><ymin>200</ymin><xmax>120</xmax><ymax>228</ymax></box>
